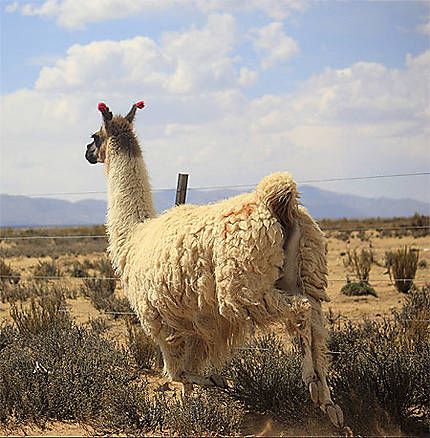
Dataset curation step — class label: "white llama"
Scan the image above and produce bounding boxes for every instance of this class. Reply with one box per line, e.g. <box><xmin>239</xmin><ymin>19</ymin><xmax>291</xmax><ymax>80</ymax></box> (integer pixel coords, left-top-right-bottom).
<box><xmin>84</xmin><ymin>101</ymin><xmax>343</xmax><ymax>428</ymax></box>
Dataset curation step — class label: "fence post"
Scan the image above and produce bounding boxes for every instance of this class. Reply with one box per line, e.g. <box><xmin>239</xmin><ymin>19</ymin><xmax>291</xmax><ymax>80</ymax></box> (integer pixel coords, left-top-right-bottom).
<box><xmin>175</xmin><ymin>173</ymin><xmax>189</xmax><ymax>205</ymax></box>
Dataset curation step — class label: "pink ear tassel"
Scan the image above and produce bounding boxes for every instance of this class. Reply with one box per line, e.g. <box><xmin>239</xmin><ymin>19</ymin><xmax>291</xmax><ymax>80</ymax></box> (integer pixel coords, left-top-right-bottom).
<box><xmin>98</xmin><ymin>102</ymin><xmax>108</xmax><ymax>113</ymax></box>
<box><xmin>136</xmin><ymin>101</ymin><xmax>145</xmax><ymax>109</ymax></box>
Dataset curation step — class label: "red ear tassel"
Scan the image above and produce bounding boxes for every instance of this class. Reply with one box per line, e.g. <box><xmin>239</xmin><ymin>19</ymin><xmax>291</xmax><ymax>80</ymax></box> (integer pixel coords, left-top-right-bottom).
<box><xmin>136</xmin><ymin>101</ymin><xmax>145</xmax><ymax>109</ymax></box>
<box><xmin>98</xmin><ymin>102</ymin><xmax>108</xmax><ymax>113</ymax></box>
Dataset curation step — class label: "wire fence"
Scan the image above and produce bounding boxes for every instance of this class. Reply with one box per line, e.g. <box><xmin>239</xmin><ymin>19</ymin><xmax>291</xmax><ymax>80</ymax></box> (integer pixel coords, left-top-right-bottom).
<box><xmin>0</xmin><ymin>274</ymin><xmax>429</xmax><ymax>283</ymax></box>
<box><xmin>1</xmin><ymin>225</ymin><xmax>430</xmax><ymax>241</ymax></box>
<box><xmin>1</xmin><ymin>170</ymin><xmax>429</xmax><ymax>323</ymax></box>
<box><xmin>55</xmin><ymin>307</ymin><xmax>429</xmax><ymax>323</ymax></box>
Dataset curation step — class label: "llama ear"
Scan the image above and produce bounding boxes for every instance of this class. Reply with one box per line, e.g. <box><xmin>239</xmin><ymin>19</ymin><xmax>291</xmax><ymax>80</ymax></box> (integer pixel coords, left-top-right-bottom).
<box><xmin>125</xmin><ymin>100</ymin><xmax>145</xmax><ymax>123</ymax></box>
<box><xmin>125</xmin><ymin>101</ymin><xmax>144</xmax><ymax>123</ymax></box>
<box><xmin>125</xmin><ymin>104</ymin><xmax>137</xmax><ymax>123</ymax></box>
<box><xmin>98</xmin><ymin>102</ymin><xmax>113</xmax><ymax>125</ymax></box>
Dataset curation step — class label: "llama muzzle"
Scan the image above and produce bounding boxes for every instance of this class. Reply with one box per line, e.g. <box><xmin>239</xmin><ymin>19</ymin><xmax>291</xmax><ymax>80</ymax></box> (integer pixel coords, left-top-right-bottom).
<box><xmin>85</xmin><ymin>143</ymin><xmax>98</xmax><ymax>164</ymax></box>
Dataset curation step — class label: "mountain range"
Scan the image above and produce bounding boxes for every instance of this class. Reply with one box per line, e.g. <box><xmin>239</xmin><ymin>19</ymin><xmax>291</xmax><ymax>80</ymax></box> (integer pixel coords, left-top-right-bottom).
<box><xmin>1</xmin><ymin>185</ymin><xmax>428</xmax><ymax>228</ymax></box>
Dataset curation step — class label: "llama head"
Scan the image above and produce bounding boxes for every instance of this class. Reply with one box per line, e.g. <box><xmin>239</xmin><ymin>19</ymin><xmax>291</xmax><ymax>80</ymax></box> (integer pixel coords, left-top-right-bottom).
<box><xmin>85</xmin><ymin>101</ymin><xmax>144</xmax><ymax>165</ymax></box>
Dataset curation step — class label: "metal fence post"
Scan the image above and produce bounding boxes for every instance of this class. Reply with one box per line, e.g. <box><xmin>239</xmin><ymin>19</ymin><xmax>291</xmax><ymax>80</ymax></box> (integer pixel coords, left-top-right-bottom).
<box><xmin>175</xmin><ymin>173</ymin><xmax>189</xmax><ymax>205</ymax></box>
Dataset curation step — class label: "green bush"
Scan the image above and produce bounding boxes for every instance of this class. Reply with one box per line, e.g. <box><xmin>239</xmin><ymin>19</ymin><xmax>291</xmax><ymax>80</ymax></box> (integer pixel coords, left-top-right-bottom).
<box><xmin>341</xmin><ymin>281</ymin><xmax>378</xmax><ymax>297</ymax></box>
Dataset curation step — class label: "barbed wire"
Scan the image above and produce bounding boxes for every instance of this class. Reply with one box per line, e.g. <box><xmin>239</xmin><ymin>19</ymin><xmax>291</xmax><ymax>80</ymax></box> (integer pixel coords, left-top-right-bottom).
<box><xmin>56</xmin><ymin>307</ymin><xmax>430</xmax><ymax>322</ymax></box>
<box><xmin>58</xmin><ymin>309</ymin><xmax>136</xmax><ymax>316</ymax></box>
<box><xmin>6</xmin><ymin>171</ymin><xmax>430</xmax><ymax>198</ymax></box>
<box><xmin>1</xmin><ymin>225</ymin><xmax>429</xmax><ymax>241</ymax></box>
<box><xmin>0</xmin><ymin>274</ymin><xmax>428</xmax><ymax>283</ymax></box>
<box><xmin>0</xmin><ymin>235</ymin><xmax>107</xmax><ymax>240</ymax></box>
<box><xmin>321</xmin><ymin>225</ymin><xmax>430</xmax><ymax>233</ymax></box>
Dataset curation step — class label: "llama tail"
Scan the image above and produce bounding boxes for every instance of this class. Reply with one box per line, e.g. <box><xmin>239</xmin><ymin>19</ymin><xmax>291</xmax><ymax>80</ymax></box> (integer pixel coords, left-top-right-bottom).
<box><xmin>256</xmin><ymin>172</ymin><xmax>299</xmax><ymax>228</ymax></box>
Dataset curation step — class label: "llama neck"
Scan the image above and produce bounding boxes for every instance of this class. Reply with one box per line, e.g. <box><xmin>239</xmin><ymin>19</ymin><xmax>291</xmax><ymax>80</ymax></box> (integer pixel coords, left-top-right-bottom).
<box><xmin>105</xmin><ymin>151</ymin><xmax>156</xmax><ymax>276</ymax></box>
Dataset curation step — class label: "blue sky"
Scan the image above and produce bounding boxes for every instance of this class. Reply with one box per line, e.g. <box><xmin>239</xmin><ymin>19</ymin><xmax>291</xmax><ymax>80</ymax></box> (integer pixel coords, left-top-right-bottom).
<box><xmin>1</xmin><ymin>0</ymin><xmax>429</xmax><ymax>205</ymax></box>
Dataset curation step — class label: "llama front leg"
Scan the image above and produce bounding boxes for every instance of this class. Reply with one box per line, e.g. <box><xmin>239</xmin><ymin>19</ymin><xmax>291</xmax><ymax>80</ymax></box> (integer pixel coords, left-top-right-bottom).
<box><xmin>180</xmin><ymin>371</ymin><xmax>228</xmax><ymax>389</ymax></box>
<box><xmin>179</xmin><ymin>336</ymin><xmax>229</xmax><ymax>392</ymax></box>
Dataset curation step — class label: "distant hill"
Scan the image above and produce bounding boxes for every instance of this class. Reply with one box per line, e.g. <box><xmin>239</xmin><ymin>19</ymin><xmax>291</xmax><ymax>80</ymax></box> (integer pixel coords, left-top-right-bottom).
<box><xmin>1</xmin><ymin>185</ymin><xmax>428</xmax><ymax>227</ymax></box>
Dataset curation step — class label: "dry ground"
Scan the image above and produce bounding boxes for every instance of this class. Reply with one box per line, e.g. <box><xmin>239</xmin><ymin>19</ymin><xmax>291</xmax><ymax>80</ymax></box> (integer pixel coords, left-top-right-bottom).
<box><xmin>0</xmin><ymin>229</ymin><xmax>429</xmax><ymax>437</ymax></box>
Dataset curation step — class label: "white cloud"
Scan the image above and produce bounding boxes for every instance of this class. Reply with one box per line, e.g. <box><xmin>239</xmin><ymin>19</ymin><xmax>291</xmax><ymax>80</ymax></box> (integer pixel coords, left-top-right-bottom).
<box><xmin>35</xmin><ymin>37</ymin><xmax>172</xmax><ymax>93</ymax></box>
<box><xmin>417</xmin><ymin>16</ymin><xmax>430</xmax><ymax>35</ymax></box>
<box><xmin>20</xmin><ymin>0</ymin><xmax>186</xmax><ymax>30</ymax></box>
<box><xmin>17</xmin><ymin>0</ymin><xmax>308</xmax><ymax>29</ymax></box>
<box><xmin>34</xmin><ymin>14</ymin><xmax>248</xmax><ymax>96</ymax></box>
<box><xmin>238</xmin><ymin>67</ymin><xmax>259</xmax><ymax>87</ymax></box>
<box><xmin>161</xmin><ymin>14</ymin><xmax>239</xmax><ymax>93</ymax></box>
<box><xmin>250</xmin><ymin>22</ymin><xmax>299</xmax><ymax>70</ymax></box>
<box><xmin>5</xmin><ymin>1</ymin><xmax>18</xmax><ymax>13</ymax></box>
<box><xmin>199</xmin><ymin>0</ymin><xmax>308</xmax><ymax>20</ymax></box>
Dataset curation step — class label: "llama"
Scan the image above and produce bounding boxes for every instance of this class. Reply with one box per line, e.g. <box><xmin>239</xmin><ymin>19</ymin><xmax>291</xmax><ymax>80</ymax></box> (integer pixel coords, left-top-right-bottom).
<box><xmin>84</xmin><ymin>101</ymin><xmax>343</xmax><ymax>428</ymax></box>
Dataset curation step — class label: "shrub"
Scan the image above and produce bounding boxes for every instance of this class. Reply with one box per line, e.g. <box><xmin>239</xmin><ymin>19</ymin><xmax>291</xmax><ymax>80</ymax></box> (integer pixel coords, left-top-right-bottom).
<box><xmin>341</xmin><ymin>281</ymin><xmax>378</xmax><ymax>297</ymax></box>
<box><xmin>418</xmin><ymin>259</ymin><xmax>427</xmax><ymax>269</ymax></box>
<box><xmin>392</xmin><ymin>284</ymin><xmax>430</xmax><ymax>349</ymax></box>
<box><xmin>69</xmin><ymin>261</ymin><xmax>90</xmax><ymax>278</ymax></box>
<box><xmin>9</xmin><ymin>288</ymin><xmax>69</xmax><ymax>336</ymax></box>
<box><xmin>85</xmin><ymin>316</ymin><xmax>110</xmax><ymax>335</ymax></box>
<box><xmin>1</xmin><ymin>291</ymin><xmax>242</xmax><ymax>436</ymax></box>
<box><xmin>410</xmin><ymin>213</ymin><xmax>430</xmax><ymax>238</ymax></box>
<box><xmin>0</xmin><ymin>293</ymin><xmax>145</xmax><ymax>428</ymax></box>
<box><xmin>1</xmin><ymin>282</ymin><xmax>78</xmax><ymax>304</ymax></box>
<box><xmin>385</xmin><ymin>246</ymin><xmax>419</xmax><ymax>293</ymax></box>
<box><xmin>224</xmin><ymin>334</ymin><xmax>319</xmax><ymax>426</ymax></box>
<box><xmin>81</xmin><ymin>257</ymin><xmax>138</xmax><ymax>322</ymax></box>
<box><xmin>0</xmin><ymin>258</ymin><xmax>20</xmax><ymax>284</ymax></box>
<box><xmin>81</xmin><ymin>256</ymin><xmax>116</xmax><ymax>302</ymax></box>
<box><xmin>346</xmin><ymin>248</ymin><xmax>373</xmax><ymax>283</ymax></box>
<box><xmin>166</xmin><ymin>388</ymin><xmax>244</xmax><ymax>437</ymax></box>
<box><xmin>126</xmin><ymin>318</ymin><xmax>157</xmax><ymax>370</ymax></box>
<box><xmin>33</xmin><ymin>259</ymin><xmax>61</xmax><ymax>280</ymax></box>
<box><xmin>81</xmin><ymin>277</ymin><xmax>135</xmax><ymax>321</ymax></box>
<box><xmin>86</xmin><ymin>384</ymin><xmax>163</xmax><ymax>436</ymax></box>
<box><xmin>328</xmin><ymin>290</ymin><xmax>429</xmax><ymax>435</ymax></box>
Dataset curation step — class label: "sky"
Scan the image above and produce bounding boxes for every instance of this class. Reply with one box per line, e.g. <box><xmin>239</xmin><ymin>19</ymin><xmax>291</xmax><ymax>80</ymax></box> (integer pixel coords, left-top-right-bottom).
<box><xmin>1</xmin><ymin>0</ymin><xmax>429</xmax><ymax>206</ymax></box>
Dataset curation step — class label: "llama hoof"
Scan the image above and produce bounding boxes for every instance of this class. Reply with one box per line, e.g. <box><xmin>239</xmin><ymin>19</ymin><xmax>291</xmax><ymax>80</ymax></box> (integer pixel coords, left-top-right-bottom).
<box><xmin>324</xmin><ymin>403</ymin><xmax>344</xmax><ymax>428</ymax></box>
<box><xmin>308</xmin><ymin>381</ymin><xmax>319</xmax><ymax>404</ymax></box>
<box><xmin>209</xmin><ymin>373</ymin><xmax>228</xmax><ymax>389</ymax></box>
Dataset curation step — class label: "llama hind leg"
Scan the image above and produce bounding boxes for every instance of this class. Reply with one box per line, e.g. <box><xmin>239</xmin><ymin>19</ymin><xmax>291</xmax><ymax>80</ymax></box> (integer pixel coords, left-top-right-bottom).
<box><xmin>297</xmin><ymin>296</ymin><xmax>343</xmax><ymax>428</ymax></box>
<box><xmin>272</xmin><ymin>290</ymin><xmax>343</xmax><ymax>428</ymax></box>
